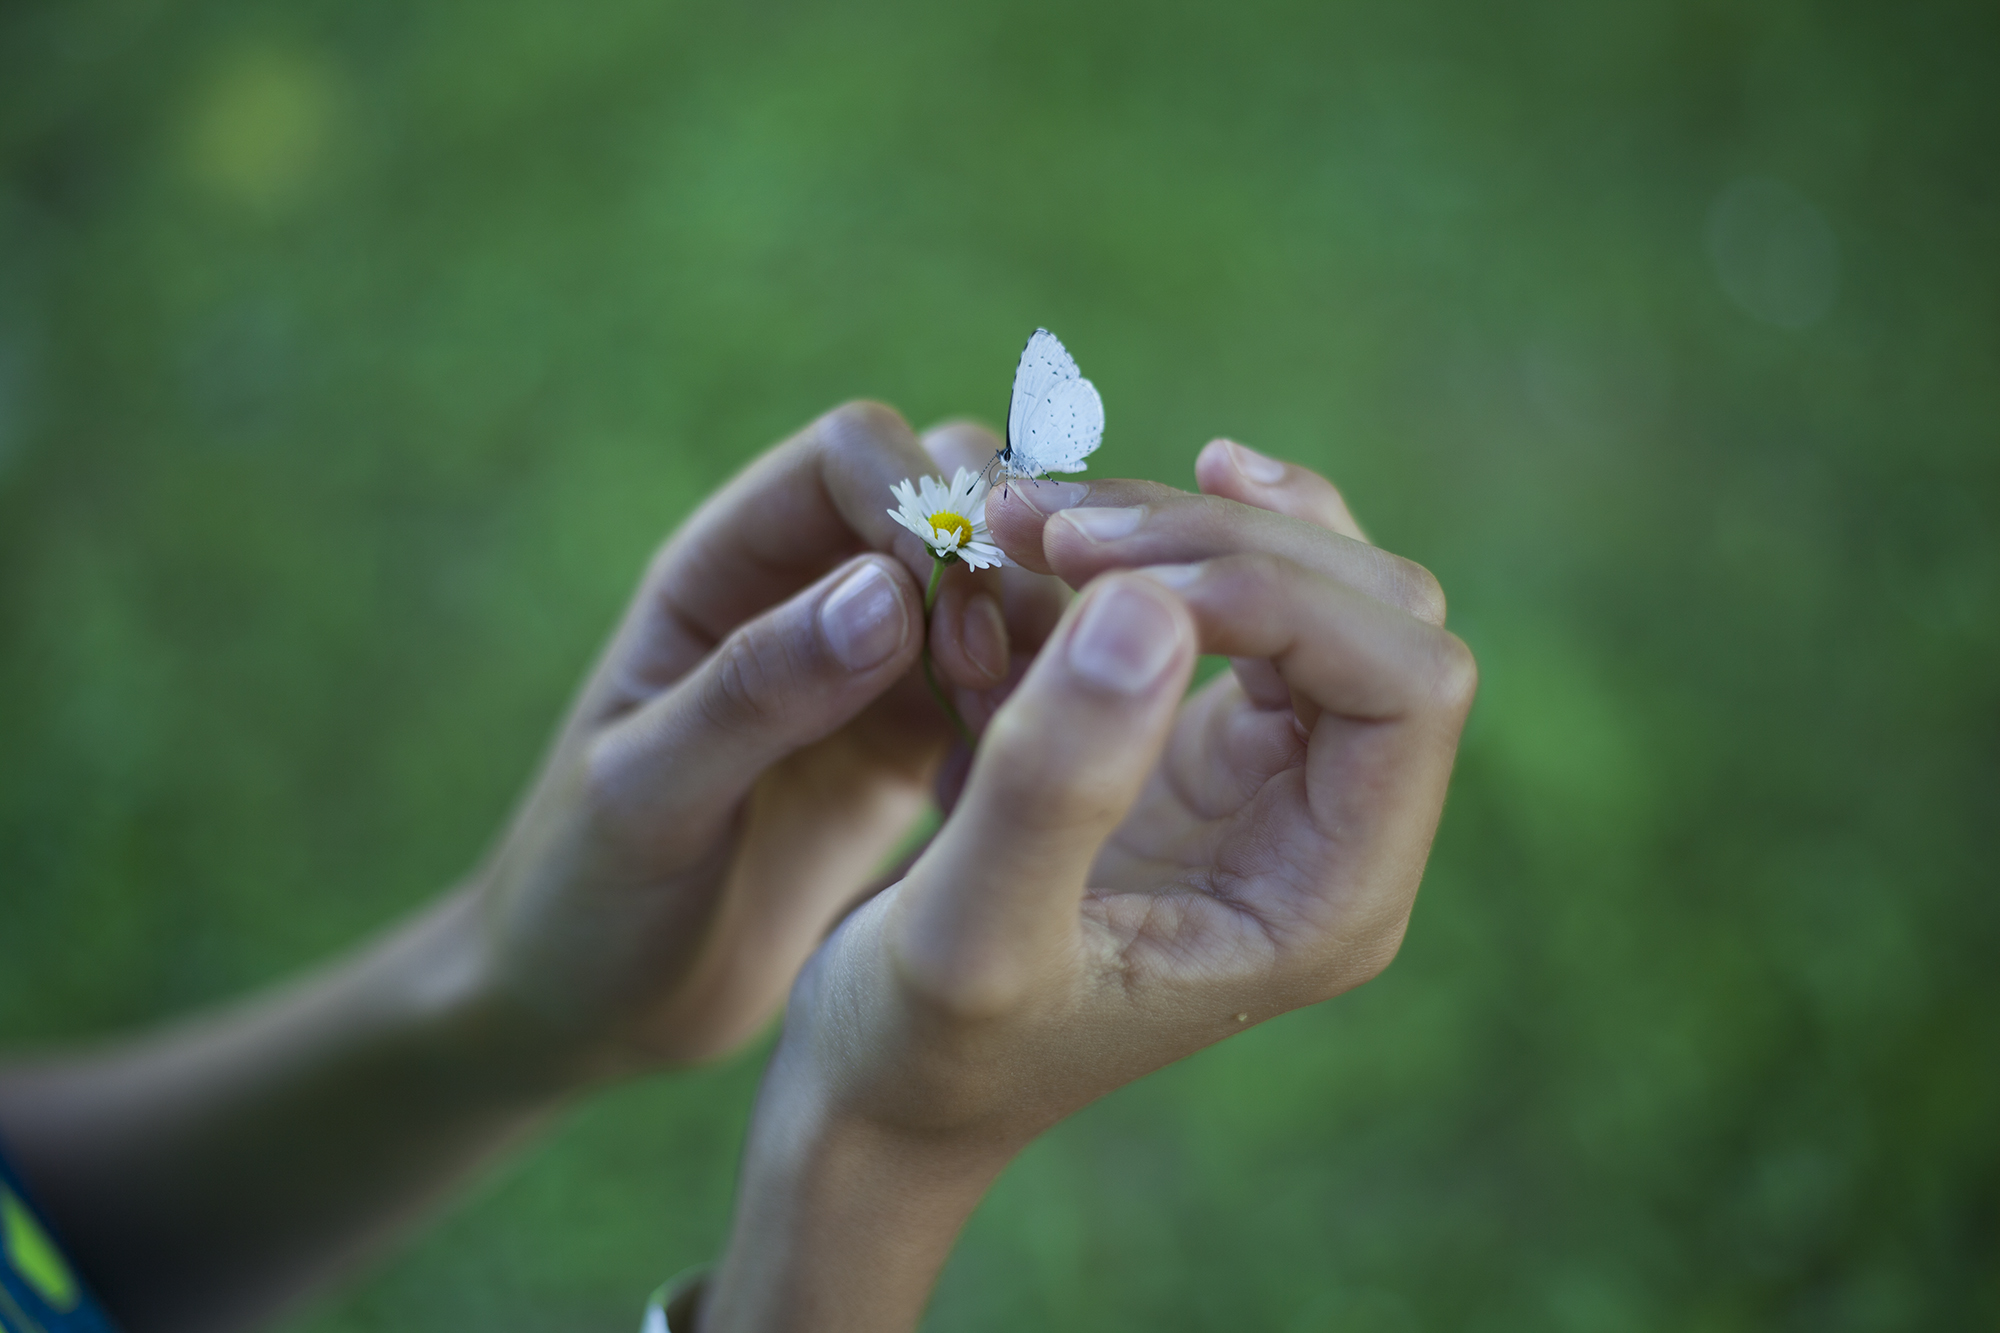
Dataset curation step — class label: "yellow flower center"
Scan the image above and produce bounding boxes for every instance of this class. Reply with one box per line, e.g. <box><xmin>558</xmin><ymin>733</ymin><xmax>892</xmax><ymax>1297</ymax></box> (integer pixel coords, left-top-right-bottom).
<box><xmin>929</xmin><ymin>511</ymin><xmax>972</xmax><ymax>546</ymax></box>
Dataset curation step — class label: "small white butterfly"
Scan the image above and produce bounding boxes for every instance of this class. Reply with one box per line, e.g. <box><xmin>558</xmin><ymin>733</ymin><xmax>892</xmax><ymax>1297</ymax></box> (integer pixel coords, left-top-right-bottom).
<box><xmin>992</xmin><ymin>328</ymin><xmax>1104</xmax><ymax>481</ymax></box>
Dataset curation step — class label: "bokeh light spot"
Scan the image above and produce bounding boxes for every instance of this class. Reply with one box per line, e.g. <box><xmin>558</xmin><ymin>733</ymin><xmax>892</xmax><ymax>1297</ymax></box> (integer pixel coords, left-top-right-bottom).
<box><xmin>1705</xmin><ymin>176</ymin><xmax>1840</xmax><ymax>330</ymax></box>
<box><xmin>182</xmin><ymin>45</ymin><xmax>339</xmax><ymax>213</ymax></box>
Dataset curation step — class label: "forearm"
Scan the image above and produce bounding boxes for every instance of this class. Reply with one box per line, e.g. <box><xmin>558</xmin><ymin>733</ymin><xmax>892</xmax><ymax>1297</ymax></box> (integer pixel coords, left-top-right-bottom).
<box><xmin>0</xmin><ymin>888</ymin><xmax>575</xmax><ymax>1333</ymax></box>
<box><xmin>699</xmin><ymin>1042</ymin><xmax>1014</xmax><ymax>1333</ymax></box>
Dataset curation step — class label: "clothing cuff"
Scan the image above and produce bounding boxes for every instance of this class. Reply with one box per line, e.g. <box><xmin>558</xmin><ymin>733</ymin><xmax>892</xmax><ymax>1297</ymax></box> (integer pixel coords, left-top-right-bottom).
<box><xmin>641</xmin><ymin>1268</ymin><xmax>707</xmax><ymax>1333</ymax></box>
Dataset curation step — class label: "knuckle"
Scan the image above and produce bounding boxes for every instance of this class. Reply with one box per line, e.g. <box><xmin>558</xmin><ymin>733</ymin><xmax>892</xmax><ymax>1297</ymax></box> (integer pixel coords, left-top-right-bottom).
<box><xmin>1236</xmin><ymin>548</ymin><xmax>1293</xmax><ymax>583</ymax></box>
<box><xmin>1389</xmin><ymin>555</ymin><xmax>1448</xmax><ymax>626</ymax></box>
<box><xmin>1423</xmin><ymin>630</ymin><xmax>1479</xmax><ymax>716</ymax></box>
<box><xmin>578</xmin><ymin>729</ymin><xmax>621</xmax><ymax>809</ymax></box>
<box><xmin>699</xmin><ymin>626</ymin><xmax>791</xmax><ymax>735</ymax></box>
<box><xmin>642</xmin><ymin>535</ymin><xmax>677</xmax><ymax>587</ymax></box>
<box><xmin>1208</xmin><ymin>549</ymin><xmax>1296</xmax><ymax>602</ymax></box>
<box><xmin>577</xmin><ymin>726</ymin><xmax>647</xmax><ymax>827</ymax></box>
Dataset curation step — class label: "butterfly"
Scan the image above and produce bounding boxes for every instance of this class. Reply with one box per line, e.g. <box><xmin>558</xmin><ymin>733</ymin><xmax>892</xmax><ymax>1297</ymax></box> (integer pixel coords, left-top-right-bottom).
<box><xmin>991</xmin><ymin>328</ymin><xmax>1105</xmax><ymax>482</ymax></box>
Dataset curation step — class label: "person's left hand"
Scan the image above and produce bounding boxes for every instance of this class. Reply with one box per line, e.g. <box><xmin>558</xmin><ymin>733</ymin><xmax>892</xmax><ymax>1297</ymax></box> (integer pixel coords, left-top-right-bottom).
<box><xmin>694</xmin><ymin>442</ymin><xmax>1474</xmax><ymax>1332</ymax></box>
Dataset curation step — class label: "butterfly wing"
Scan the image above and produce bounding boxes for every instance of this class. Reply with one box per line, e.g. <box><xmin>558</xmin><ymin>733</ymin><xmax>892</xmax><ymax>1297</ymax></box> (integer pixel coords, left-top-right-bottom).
<box><xmin>1017</xmin><ymin>375</ymin><xmax>1104</xmax><ymax>474</ymax></box>
<box><xmin>1007</xmin><ymin>329</ymin><xmax>1080</xmax><ymax>455</ymax></box>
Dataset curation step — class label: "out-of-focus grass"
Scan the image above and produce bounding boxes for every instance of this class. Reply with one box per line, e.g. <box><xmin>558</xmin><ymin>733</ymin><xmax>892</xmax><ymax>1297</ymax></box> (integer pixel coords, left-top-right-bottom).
<box><xmin>2</xmin><ymin>0</ymin><xmax>1995</xmax><ymax>1328</ymax></box>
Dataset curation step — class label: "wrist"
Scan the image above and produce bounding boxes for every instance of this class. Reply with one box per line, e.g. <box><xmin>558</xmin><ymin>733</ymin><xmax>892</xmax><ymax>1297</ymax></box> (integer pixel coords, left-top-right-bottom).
<box><xmin>376</xmin><ymin>886</ymin><xmax>612</xmax><ymax>1103</ymax></box>
<box><xmin>699</xmin><ymin>1038</ymin><xmax>1019</xmax><ymax>1333</ymax></box>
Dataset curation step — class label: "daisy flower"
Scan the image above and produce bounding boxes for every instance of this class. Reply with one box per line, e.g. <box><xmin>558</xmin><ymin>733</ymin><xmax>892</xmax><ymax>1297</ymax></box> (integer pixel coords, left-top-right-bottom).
<box><xmin>887</xmin><ymin>468</ymin><xmax>1005</xmax><ymax>569</ymax></box>
<box><xmin>887</xmin><ymin>467</ymin><xmax>1002</xmax><ymax>749</ymax></box>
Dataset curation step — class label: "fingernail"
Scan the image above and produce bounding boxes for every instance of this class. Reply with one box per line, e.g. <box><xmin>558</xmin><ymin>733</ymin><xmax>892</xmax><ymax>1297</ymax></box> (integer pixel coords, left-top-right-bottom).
<box><xmin>820</xmin><ymin>561</ymin><xmax>906</xmax><ymax>671</ymax></box>
<box><xmin>1060</xmin><ymin>506</ymin><xmax>1145</xmax><ymax>543</ymax></box>
<box><xmin>1228</xmin><ymin>441</ymin><xmax>1288</xmax><ymax>485</ymax></box>
<box><xmin>1139</xmin><ymin>562</ymin><xmax>1204</xmax><ymax>589</ymax></box>
<box><xmin>963</xmin><ymin>592</ymin><xmax>1008</xmax><ymax>681</ymax></box>
<box><xmin>1067</xmin><ymin>580</ymin><xmax>1180</xmax><ymax>695</ymax></box>
<box><xmin>1010</xmin><ymin>480</ymin><xmax>1091</xmax><ymax>516</ymax></box>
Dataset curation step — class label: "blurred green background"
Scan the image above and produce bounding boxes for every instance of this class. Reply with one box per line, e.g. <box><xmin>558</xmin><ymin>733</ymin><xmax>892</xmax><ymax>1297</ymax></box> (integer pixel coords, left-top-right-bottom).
<box><xmin>2</xmin><ymin>0</ymin><xmax>1996</xmax><ymax>1327</ymax></box>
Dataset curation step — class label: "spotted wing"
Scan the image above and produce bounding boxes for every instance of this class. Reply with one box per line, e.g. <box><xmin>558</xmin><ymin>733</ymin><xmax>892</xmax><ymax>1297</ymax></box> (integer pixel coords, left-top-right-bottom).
<box><xmin>1007</xmin><ymin>329</ymin><xmax>1081</xmax><ymax>457</ymax></box>
<box><xmin>1017</xmin><ymin>374</ymin><xmax>1104</xmax><ymax>474</ymax></box>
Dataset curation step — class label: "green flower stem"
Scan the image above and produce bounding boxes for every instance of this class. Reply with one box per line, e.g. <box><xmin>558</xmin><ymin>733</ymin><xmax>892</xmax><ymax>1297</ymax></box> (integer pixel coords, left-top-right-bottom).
<box><xmin>921</xmin><ymin>556</ymin><xmax>976</xmax><ymax>750</ymax></box>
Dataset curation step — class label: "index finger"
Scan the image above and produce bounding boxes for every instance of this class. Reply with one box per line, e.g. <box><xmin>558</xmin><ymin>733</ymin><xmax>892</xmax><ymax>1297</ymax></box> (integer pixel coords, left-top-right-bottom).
<box><xmin>989</xmin><ymin>480</ymin><xmax>1446</xmax><ymax>627</ymax></box>
<box><xmin>583</xmin><ymin>402</ymin><xmax>939</xmax><ymax>723</ymax></box>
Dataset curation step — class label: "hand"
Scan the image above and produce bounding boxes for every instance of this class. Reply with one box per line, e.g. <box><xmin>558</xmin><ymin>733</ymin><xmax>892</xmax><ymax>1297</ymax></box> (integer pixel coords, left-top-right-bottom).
<box><xmin>466</xmin><ymin>403</ymin><xmax>1064</xmax><ymax>1077</ymax></box>
<box><xmin>0</xmin><ymin>404</ymin><xmax>1076</xmax><ymax>1333</ymax></box>
<box><xmin>699</xmin><ymin>442</ymin><xmax>1473</xmax><ymax>1332</ymax></box>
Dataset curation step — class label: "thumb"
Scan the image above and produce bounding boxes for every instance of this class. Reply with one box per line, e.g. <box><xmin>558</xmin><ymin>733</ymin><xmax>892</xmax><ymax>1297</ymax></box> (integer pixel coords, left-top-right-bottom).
<box><xmin>892</xmin><ymin>573</ymin><xmax>1195</xmax><ymax>1013</ymax></box>
<box><xmin>584</xmin><ymin>554</ymin><xmax>922</xmax><ymax>843</ymax></box>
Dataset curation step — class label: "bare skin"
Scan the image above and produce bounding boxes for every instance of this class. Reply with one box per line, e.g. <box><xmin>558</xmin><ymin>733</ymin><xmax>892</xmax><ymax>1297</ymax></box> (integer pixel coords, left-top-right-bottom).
<box><xmin>699</xmin><ymin>439</ymin><xmax>1475</xmax><ymax>1332</ymax></box>
<box><xmin>0</xmin><ymin>419</ymin><xmax>1470</xmax><ymax>1333</ymax></box>
<box><xmin>0</xmin><ymin>404</ymin><xmax>1039</xmax><ymax>1333</ymax></box>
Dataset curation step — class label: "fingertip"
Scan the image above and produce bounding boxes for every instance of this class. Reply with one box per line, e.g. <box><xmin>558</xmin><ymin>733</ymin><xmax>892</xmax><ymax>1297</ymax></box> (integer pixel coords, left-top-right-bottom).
<box><xmin>1195</xmin><ymin>437</ymin><xmax>1287</xmax><ymax>498</ymax></box>
<box><xmin>898</xmin><ymin>573</ymin><xmax>1192</xmax><ymax>990</ymax></box>
<box><xmin>985</xmin><ymin>485</ymin><xmax>1057</xmax><ymax>575</ymax></box>
<box><xmin>963</xmin><ymin>591</ymin><xmax>1010</xmax><ymax>685</ymax></box>
<box><xmin>928</xmin><ymin>576</ymin><xmax>1010</xmax><ymax>690</ymax></box>
<box><xmin>1194</xmin><ymin>439</ymin><xmax>1370</xmax><ymax>542</ymax></box>
<box><xmin>808</xmin><ymin>398</ymin><xmax>982</xmax><ymax>578</ymax></box>
<box><xmin>1060</xmin><ymin>573</ymin><xmax>1194</xmax><ymax>700</ymax></box>
<box><xmin>819</xmin><ymin>554</ymin><xmax>920</xmax><ymax>674</ymax></box>
<box><xmin>1037</xmin><ymin>503</ymin><xmax>1151</xmax><ymax>582</ymax></box>
<box><xmin>591</xmin><ymin>552</ymin><xmax>925</xmax><ymax>833</ymax></box>
<box><xmin>1227</xmin><ymin>439</ymin><xmax>1291</xmax><ymax>484</ymax></box>
<box><xmin>1194</xmin><ymin>438</ymin><xmax>1239</xmax><ymax>495</ymax></box>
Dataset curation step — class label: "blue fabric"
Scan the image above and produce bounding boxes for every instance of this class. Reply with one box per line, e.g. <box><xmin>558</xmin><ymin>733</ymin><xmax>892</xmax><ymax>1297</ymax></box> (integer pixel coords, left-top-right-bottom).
<box><xmin>0</xmin><ymin>1145</ymin><xmax>120</xmax><ymax>1333</ymax></box>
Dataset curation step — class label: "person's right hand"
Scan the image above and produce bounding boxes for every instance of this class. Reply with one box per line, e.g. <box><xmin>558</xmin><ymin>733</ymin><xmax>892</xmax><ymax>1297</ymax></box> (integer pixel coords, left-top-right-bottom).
<box><xmin>458</xmin><ymin>403</ymin><xmax>1063</xmax><ymax>1080</ymax></box>
<box><xmin>0</xmin><ymin>403</ymin><xmax>1075</xmax><ymax>1333</ymax></box>
<box><xmin>698</xmin><ymin>443</ymin><xmax>1476</xmax><ymax>1332</ymax></box>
